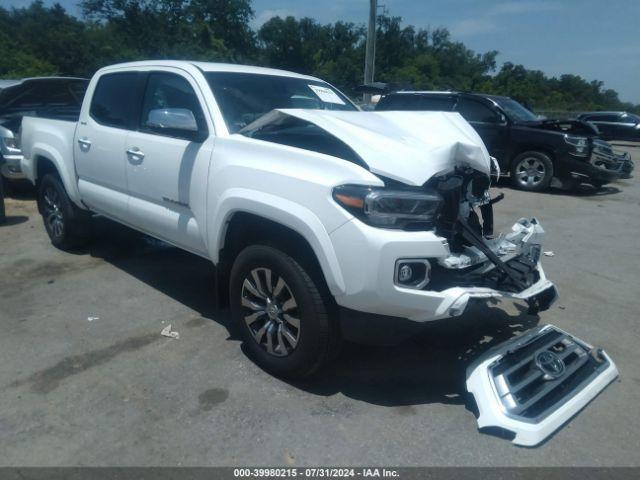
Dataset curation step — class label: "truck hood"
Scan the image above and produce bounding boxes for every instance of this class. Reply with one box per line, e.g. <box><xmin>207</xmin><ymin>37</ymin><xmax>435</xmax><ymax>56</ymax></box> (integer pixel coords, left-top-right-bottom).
<box><xmin>240</xmin><ymin>109</ymin><xmax>491</xmax><ymax>186</ymax></box>
<box><xmin>516</xmin><ymin>118</ymin><xmax>600</xmax><ymax>137</ymax></box>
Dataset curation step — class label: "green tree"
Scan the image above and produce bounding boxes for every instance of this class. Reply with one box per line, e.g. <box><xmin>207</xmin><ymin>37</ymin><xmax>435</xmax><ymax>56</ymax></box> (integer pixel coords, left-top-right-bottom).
<box><xmin>0</xmin><ymin>1</ymin><xmax>637</xmax><ymax>113</ymax></box>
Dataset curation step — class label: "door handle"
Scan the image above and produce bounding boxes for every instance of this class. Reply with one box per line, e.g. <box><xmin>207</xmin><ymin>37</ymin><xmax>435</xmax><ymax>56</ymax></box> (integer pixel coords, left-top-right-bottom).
<box><xmin>77</xmin><ymin>138</ymin><xmax>91</xmax><ymax>149</ymax></box>
<box><xmin>126</xmin><ymin>148</ymin><xmax>145</xmax><ymax>163</ymax></box>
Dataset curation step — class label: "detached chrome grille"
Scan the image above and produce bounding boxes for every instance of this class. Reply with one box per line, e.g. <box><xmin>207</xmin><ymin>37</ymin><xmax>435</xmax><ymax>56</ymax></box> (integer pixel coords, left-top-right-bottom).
<box><xmin>488</xmin><ymin>327</ymin><xmax>611</xmax><ymax>423</ymax></box>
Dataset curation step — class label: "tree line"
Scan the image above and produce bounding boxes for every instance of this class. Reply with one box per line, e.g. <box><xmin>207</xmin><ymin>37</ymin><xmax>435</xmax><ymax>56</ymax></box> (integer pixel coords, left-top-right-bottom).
<box><xmin>1</xmin><ymin>0</ymin><xmax>637</xmax><ymax>114</ymax></box>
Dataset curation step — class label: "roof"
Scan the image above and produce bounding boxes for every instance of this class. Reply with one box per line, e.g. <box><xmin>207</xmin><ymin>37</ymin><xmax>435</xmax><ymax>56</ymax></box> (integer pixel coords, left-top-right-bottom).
<box><xmin>579</xmin><ymin>111</ymin><xmax>626</xmax><ymax>116</ymax></box>
<box><xmin>387</xmin><ymin>90</ymin><xmax>510</xmax><ymax>101</ymax></box>
<box><xmin>390</xmin><ymin>90</ymin><xmax>455</xmax><ymax>95</ymax></box>
<box><xmin>0</xmin><ymin>77</ymin><xmax>87</xmax><ymax>90</ymax></box>
<box><xmin>0</xmin><ymin>80</ymin><xmax>21</xmax><ymax>89</ymax></box>
<box><xmin>101</xmin><ymin>60</ymin><xmax>321</xmax><ymax>82</ymax></box>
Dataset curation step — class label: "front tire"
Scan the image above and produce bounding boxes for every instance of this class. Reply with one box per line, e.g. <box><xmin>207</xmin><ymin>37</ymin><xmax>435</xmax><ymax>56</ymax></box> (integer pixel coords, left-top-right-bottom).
<box><xmin>510</xmin><ymin>151</ymin><xmax>554</xmax><ymax>191</ymax></box>
<box><xmin>38</xmin><ymin>174</ymin><xmax>91</xmax><ymax>250</ymax></box>
<box><xmin>229</xmin><ymin>245</ymin><xmax>339</xmax><ymax>379</ymax></box>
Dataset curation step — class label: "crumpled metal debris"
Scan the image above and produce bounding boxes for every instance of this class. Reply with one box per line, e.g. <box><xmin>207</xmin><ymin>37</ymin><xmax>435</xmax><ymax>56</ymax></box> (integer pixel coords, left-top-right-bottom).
<box><xmin>161</xmin><ymin>324</ymin><xmax>180</xmax><ymax>339</ymax></box>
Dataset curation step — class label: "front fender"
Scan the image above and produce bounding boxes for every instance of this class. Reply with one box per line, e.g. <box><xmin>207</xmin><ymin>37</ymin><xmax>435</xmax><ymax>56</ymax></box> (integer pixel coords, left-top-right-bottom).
<box><xmin>209</xmin><ymin>188</ymin><xmax>347</xmax><ymax>297</ymax></box>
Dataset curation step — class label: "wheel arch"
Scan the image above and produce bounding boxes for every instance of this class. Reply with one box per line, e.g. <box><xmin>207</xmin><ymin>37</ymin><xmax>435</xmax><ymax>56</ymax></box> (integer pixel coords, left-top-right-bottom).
<box><xmin>31</xmin><ymin>145</ymin><xmax>84</xmax><ymax>209</ymax></box>
<box><xmin>212</xmin><ymin>204</ymin><xmax>346</xmax><ymax>308</ymax></box>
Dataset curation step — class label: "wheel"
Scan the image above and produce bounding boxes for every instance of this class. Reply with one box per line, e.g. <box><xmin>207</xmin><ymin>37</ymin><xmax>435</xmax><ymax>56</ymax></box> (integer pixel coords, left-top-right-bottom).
<box><xmin>229</xmin><ymin>245</ymin><xmax>339</xmax><ymax>379</ymax></box>
<box><xmin>510</xmin><ymin>151</ymin><xmax>554</xmax><ymax>191</ymax></box>
<box><xmin>38</xmin><ymin>174</ymin><xmax>91</xmax><ymax>250</ymax></box>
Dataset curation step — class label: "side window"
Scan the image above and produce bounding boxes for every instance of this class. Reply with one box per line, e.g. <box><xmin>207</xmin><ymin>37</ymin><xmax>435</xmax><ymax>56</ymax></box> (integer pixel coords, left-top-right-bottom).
<box><xmin>455</xmin><ymin>98</ymin><xmax>501</xmax><ymax>123</ymax></box>
<box><xmin>591</xmin><ymin>114</ymin><xmax>620</xmax><ymax>122</ymax></box>
<box><xmin>90</xmin><ymin>72</ymin><xmax>141</xmax><ymax>129</ymax></box>
<box><xmin>140</xmin><ymin>72</ymin><xmax>207</xmax><ymax>141</ymax></box>
<box><xmin>377</xmin><ymin>95</ymin><xmax>417</xmax><ymax>110</ymax></box>
<box><xmin>417</xmin><ymin>96</ymin><xmax>455</xmax><ymax>111</ymax></box>
<box><xmin>378</xmin><ymin>95</ymin><xmax>454</xmax><ymax>111</ymax></box>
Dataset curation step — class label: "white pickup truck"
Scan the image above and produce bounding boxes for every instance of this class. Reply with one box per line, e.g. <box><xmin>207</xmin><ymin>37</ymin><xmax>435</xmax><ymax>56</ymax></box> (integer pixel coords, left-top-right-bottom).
<box><xmin>21</xmin><ymin>60</ymin><xmax>559</xmax><ymax>378</ymax></box>
<box><xmin>21</xmin><ymin>61</ymin><xmax>621</xmax><ymax>446</ymax></box>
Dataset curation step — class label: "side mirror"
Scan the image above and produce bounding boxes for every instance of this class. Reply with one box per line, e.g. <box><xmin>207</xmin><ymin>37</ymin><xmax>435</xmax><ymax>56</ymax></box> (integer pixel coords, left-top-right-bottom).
<box><xmin>146</xmin><ymin>108</ymin><xmax>198</xmax><ymax>132</ymax></box>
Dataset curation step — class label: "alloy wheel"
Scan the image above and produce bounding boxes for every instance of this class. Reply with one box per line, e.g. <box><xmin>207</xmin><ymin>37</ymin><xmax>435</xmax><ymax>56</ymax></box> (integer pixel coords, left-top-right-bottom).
<box><xmin>240</xmin><ymin>268</ymin><xmax>301</xmax><ymax>357</ymax></box>
<box><xmin>43</xmin><ymin>187</ymin><xmax>65</xmax><ymax>238</ymax></box>
<box><xmin>515</xmin><ymin>157</ymin><xmax>546</xmax><ymax>188</ymax></box>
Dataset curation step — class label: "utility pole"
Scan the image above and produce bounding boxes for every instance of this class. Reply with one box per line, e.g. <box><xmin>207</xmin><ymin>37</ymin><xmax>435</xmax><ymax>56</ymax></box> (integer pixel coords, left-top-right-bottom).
<box><xmin>363</xmin><ymin>0</ymin><xmax>377</xmax><ymax>104</ymax></box>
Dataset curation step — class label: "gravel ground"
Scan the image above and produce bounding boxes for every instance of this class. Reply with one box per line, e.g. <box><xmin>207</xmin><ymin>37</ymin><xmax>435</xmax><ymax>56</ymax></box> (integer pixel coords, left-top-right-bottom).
<box><xmin>0</xmin><ymin>143</ymin><xmax>638</xmax><ymax>466</ymax></box>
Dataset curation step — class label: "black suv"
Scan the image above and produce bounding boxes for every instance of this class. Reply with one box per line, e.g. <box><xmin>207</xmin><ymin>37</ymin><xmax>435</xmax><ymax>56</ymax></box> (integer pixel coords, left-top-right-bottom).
<box><xmin>577</xmin><ymin>111</ymin><xmax>640</xmax><ymax>142</ymax></box>
<box><xmin>375</xmin><ymin>91</ymin><xmax>633</xmax><ymax>191</ymax></box>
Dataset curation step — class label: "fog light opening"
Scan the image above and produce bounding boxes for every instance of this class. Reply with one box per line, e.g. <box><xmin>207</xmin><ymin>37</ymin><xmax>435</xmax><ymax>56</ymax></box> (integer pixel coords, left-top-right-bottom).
<box><xmin>394</xmin><ymin>259</ymin><xmax>431</xmax><ymax>289</ymax></box>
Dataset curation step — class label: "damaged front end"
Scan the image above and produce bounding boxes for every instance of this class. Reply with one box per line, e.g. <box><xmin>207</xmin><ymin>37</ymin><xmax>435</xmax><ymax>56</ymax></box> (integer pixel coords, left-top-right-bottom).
<box><xmin>426</xmin><ymin>167</ymin><xmax>558</xmax><ymax>315</ymax></box>
<box><xmin>591</xmin><ymin>138</ymin><xmax>634</xmax><ymax>180</ymax></box>
<box><xmin>522</xmin><ymin>119</ymin><xmax>634</xmax><ymax>184</ymax></box>
<box><xmin>242</xmin><ymin>109</ymin><xmax>556</xmax><ymax>317</ymax></box>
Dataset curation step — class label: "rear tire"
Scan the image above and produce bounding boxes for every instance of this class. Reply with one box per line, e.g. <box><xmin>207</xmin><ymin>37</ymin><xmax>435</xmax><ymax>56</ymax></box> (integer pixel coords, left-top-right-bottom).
<box><xmin>510</xmin><ymin>151</ymin><xmax>554</xmax><ymax>191</ymax></box>
<box><xmin>38</xmin><ymin>174</ymin><xmax>91</xmax><ymax>250</ymax></box>
<box><xmin>229</xmin><ymin>244</ymin><xmax>339</xmax><ymax>379</ymax></box>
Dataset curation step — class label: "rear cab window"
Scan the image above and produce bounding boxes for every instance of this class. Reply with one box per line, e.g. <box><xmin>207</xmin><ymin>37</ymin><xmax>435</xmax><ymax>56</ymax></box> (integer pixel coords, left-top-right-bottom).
<box><xmin>377</xmin><ymin>94</ymin><xmax>455</xmax><ymax>111</ymax></box>
<box><xmin>588</xmin><ymin>114</ymin><xmax>621</xmax><ymax>122</ymax></box>
<box><xmin>90</xmin><ymin>72</ymin><xmax>144</xmax><ymax>129</ymax></box>
<box><xmin>454</xmin><ymin>98</ymin><xmax>501</xmax><ymax>123</ymax></box>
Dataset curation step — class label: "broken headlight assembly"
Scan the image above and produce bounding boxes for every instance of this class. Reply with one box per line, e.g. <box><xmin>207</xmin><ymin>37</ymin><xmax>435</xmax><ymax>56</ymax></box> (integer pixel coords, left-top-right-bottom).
<box><xmin>564</xmin><ymin>135</ymin><xmax>589</xmax><ymax>157</ymax></box>
<box><xmin>332</xmin><ymin>185</ymin><xmax>442</xmax><ymax>229</ymax></box>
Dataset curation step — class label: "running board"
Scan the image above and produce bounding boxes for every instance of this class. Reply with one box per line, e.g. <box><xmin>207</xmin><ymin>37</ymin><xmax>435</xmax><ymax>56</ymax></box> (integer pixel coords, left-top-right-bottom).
<box><xmin>466</xmin><ymin>325</ymin><xmax>618</xmax><ymax>447</ymax></box>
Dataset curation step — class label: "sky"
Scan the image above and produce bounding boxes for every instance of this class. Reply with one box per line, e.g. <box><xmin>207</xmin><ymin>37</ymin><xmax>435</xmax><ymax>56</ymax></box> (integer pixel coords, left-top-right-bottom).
<box><xmin>5</xmin><ymin>0</ymin><xmax>640</xmax><ymax>103</ymax></box>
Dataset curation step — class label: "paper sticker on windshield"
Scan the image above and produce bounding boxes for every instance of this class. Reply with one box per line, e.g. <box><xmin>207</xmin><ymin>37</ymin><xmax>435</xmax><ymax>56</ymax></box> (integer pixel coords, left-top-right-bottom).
<box><xmin>308</xmin><ymin>85</ymin><xmax>346</xmax><ymax>105</ymax></box>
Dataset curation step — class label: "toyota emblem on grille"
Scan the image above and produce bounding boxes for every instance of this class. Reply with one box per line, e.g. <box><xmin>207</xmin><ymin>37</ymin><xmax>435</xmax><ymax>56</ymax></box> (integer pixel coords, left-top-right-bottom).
<box><xmin>535</xmin><ymin>350</ymin><xmax>565</xmax><ymax>380</ymax></box>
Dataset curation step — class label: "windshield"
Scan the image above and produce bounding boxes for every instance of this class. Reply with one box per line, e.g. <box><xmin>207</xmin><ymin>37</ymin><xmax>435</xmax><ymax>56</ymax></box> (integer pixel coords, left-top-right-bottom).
<box><xmin>205</xmin><ymin>72</ymin><xmax>357</xmax><ymax>133</ymax></box>
<box><xmin>494</xmin><ymin>97</ymin><xmax>539</xmax><ymax>123</ymax></box>
<box><xmin>623</xmin><ymin>113</ymin><xmax>640</xmax><ymax>123</ymax></box>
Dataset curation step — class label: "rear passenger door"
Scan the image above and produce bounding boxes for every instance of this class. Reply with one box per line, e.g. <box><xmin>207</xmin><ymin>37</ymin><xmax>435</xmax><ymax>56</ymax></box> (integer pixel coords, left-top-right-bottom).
<box><xmin>124</xmin><ymin>69</ymin><xmax>213</xmax><ymax>255</ymax></box>
<box><xmin>75</xmin><ymin>71</ymin><xmax>145</xmax><ymax>221</ymax></box>
<box><xmin>454</xmin><ymin>97</ymin><xmax>509</xmax><ymax>163</ymax></box>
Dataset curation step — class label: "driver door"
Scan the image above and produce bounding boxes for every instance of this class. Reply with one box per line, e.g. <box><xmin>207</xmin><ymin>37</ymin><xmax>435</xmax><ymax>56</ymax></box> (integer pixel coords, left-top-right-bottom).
<box><xmin>454</xmin><ymin>97</ymin><xmax>509</xmax><ymax>164</ymax></box>
<box><xmin>125</xmin><ymin>70</ymin><xmax>213</xmax><ymax>255</ymax></box>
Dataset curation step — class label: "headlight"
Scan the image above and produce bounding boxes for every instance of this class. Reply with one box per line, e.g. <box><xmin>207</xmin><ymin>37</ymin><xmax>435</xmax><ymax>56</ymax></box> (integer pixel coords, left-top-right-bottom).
<box><xmin>333</xmin><ymin>185</ymin><xmax>442</xmax><ymax>229</ymax></box>
<box><xmin>1</xmin><ymin>136</ymin><xmax>17</xmax><ymax>150</ymax></box>
<box><xmin>564</xmin><ymin>135</ymin><xmax>589</xmax><ymax>157</ymax></box>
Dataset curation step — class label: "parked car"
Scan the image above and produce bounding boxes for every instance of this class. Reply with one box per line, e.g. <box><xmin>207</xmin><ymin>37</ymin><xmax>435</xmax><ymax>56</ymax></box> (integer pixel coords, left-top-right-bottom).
<box><xmin>577</xmin><ymin>111</ymin><xmax>640</xmax><ymax>142</ymax></box>
<box><xmin>0</xmin><ymin>77</ymin><xmax>88</xmax><ymax>183</ymax></box>
<box><xmin>20</xmin><ymin>61</ymin><xmax>619</xmax><ymax>446</ymax></box>
<box><xmin>375</xmin><ymin>91</ymin><xmax>633</xmax><ymax>191</ymax></box>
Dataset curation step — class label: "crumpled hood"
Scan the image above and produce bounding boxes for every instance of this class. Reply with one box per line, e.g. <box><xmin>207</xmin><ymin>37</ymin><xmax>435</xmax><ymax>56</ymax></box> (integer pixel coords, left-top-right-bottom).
<box><xmin>518</xmin><ymin>118</ymin><xmax>599</xmax><ymax>137</ymax></box>
<box><xmin>242</xmin><ymin>109</ymin><xmax>492</xmax><ymax>186</ymax></box>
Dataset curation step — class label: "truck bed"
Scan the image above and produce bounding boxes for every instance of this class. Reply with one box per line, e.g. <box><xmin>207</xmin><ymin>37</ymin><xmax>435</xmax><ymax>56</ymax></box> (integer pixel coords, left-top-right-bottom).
<box><xmin>20</xmin><ymin>116</ymin><xmax>81</xmax><ymax>205</ymax></box>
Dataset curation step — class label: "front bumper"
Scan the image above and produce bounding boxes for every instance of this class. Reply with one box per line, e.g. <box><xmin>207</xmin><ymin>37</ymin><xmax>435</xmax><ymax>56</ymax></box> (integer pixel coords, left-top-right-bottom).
<box><xmin>0</xmin><ymin>153</ymin><xmax>25</xmax><ymax>180</ymax></box>
<box><xmin>330</xmin><ymin>217</ymin><xmax>556</xmax><ymax>323</ymax></box>
<box><xmin>555</xmin><ymin>141</ymin><xmax>634</xmax><ymax>184</ymax></box>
